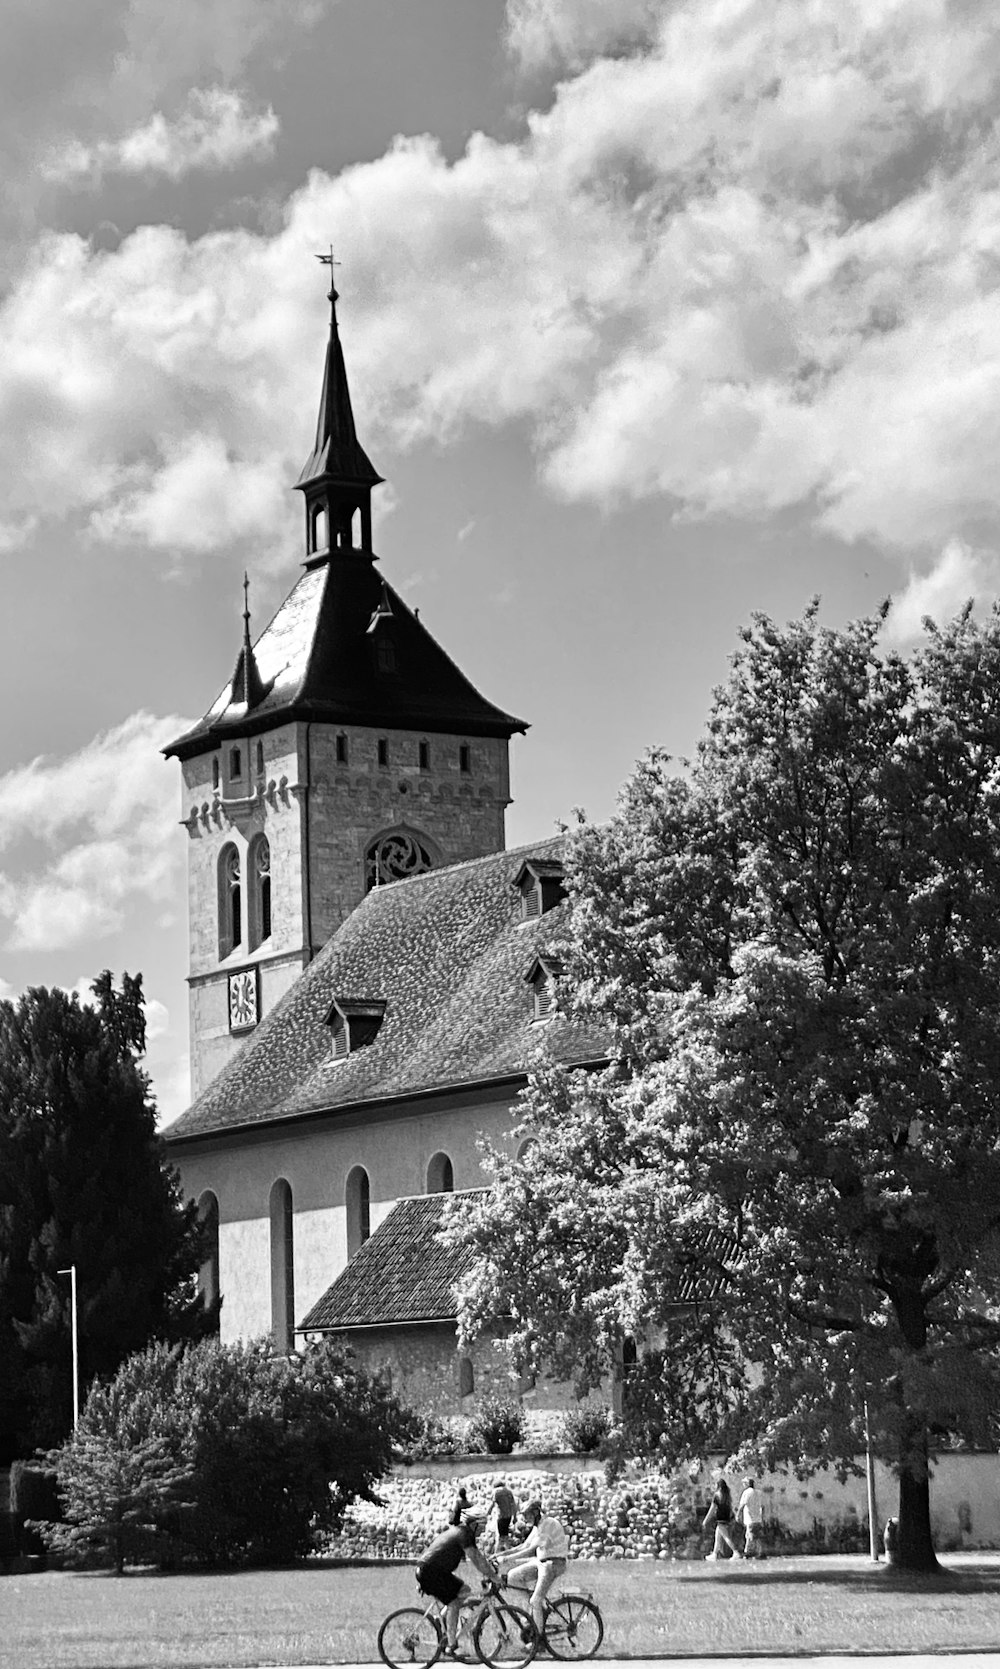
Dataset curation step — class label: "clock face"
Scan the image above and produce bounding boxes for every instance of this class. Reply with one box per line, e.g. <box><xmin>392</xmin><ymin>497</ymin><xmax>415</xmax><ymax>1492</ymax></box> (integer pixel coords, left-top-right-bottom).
<box><xmin>228</xmin><ymin>969</ymin><xmax>259</xmax><ymax>1033</ymax></box>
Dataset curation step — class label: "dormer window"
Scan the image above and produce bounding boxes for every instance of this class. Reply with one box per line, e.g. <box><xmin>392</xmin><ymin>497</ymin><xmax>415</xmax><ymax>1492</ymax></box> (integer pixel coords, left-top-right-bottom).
<box><xmin>525</xmin><ymin>955</ymin><xmax>561</xmax><ymax>1022</ymax></box>
<box><xmin>326</xmin><ymin>997</ymin><xmax>387</xmax><ymax>1061</ymax></box>
<box><xmin>513</xmin><ymin>859</ymin><xmax>566</xmax><ymax>922</ymax></box>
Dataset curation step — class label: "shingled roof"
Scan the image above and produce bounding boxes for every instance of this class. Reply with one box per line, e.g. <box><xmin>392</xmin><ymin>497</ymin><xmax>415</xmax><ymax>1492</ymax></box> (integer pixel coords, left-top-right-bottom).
<box><xmin>165</xmin><ymin>835</ymin><xmax>609</xmax><ymax>1145</ymax></box>
<box><xmin>164</xmin><ymin>554</ymin><xmax>525</xmax><ymax>760</ymax></box>
<box><xmin>301</xmin><ymin>1191</ymin><xmax>481</xmax><ymax>1329</ymax></box>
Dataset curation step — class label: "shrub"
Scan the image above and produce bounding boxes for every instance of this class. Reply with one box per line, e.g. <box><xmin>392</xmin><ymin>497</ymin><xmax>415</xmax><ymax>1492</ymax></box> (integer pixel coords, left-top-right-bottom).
<box><xmin>468</xmin><ymin>1393</ymin><xmax>526</xmax><ymax>1455</ymax></box>
<box><xmin>33</xmin><ymin>1336</ymin><xmax>414</xmax><ymax>1570</ymax></box>
<box><xmin>395</xmin><ymin>1413</ymin><xmax>463</xmax><ymax>1462</ymax></box>
<box><xmin>561</xmin><ymin>1404</ymin><xmax>612</xmax><ymax>1454</ymax></box>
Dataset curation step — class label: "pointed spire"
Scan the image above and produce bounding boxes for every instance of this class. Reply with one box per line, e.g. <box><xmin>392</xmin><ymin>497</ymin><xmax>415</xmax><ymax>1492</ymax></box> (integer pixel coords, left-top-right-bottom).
<box><xmin>296</xmin><ymin>257</ymin><xmax>383</xmax><ymax>491</ymax></box>
<box><xmin>229</xmin><ymin>573</ymin><xmax>269</xmax><ymax>710</ymax></box>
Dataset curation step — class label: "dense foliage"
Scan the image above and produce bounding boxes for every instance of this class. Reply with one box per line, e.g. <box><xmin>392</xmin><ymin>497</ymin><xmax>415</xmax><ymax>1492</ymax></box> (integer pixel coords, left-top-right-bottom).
<box><xmin>0</xmin><ymin>974</ymin><xmax>214</xmax><ymax>1460</ymax></box>
<box><xmin>35</xmin><ymin>1336</ymin><xmax>416</xmax><ymax>1569</ymax></box>
<box><xmin>454</xmin><ymin>605</ymin><xmax>1000</xmax><ymax>1570</ymax></box>
<box><xmin>468</xmin><ymin>1392</ymin><xmax>526</xmax><ymax>1454</ymax></box>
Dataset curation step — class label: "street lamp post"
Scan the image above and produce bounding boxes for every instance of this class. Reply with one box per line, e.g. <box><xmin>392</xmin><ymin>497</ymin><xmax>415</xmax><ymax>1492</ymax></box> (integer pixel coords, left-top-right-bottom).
<box><xmin>57</xmin><ymin>1265</ymin><xmax>79</xmax><ymax>1429</ymax></box>
<box><xmin>864</xmin><ymin>1397</ymin><xmax>880</xmax><ymax>1561</ymax></box>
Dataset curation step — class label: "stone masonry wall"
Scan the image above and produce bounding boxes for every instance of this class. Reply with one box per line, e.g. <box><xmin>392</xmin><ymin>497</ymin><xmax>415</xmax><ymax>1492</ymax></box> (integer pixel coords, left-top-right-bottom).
<box><xmin>325</xmin><ymin>1452</ymin><xmax>1000</xmax><ymax>1561</ymax></box>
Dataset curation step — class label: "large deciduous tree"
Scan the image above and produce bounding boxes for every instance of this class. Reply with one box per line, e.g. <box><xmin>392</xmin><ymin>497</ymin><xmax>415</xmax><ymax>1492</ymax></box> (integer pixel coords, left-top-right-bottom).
<box><xmin>455</xmin><ymin>605</ymin><xmax>1000</xmax><ymax>1571</ymax></box>
<box><xmin>0</xmin><ymin>973</ymin><xmax>214</xmax><ymax>1460</ymax></box>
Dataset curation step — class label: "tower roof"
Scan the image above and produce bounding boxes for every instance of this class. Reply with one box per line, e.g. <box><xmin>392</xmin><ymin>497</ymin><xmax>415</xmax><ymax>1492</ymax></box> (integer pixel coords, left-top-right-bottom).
<box><xmin>296</xmin><ymin>276</ymin><xmax>382</xmax><ymax>492</ymax></box>
<box><xmin>164</xmin><ymin>553</ymin><xmax>526</xmax><ymax>759</ymax></box>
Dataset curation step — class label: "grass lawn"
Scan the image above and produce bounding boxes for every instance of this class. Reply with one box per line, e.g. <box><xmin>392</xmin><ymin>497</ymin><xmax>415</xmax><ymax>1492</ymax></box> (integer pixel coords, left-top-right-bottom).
<box><xmin>3</xmin><ymin>1553</ymin><xmax>1000</xmax><ymax>1667</ymax></box>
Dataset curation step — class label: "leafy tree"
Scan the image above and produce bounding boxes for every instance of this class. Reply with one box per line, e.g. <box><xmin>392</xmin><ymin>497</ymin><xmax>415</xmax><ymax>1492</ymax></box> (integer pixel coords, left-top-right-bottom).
<box><xmin>455</xmin><ymin>605</ymin><xmax>1000</xmax><ymax>1572</ymax></box>
<box><xmin>35</xmin><ymin>1336</ymin><xmax>415</xmax><ymax>1569</ymax></box>
<box><xmin>0</xmin><ymin>974</ymin><xmax>214</xmax><ymax>1460</ymax></box>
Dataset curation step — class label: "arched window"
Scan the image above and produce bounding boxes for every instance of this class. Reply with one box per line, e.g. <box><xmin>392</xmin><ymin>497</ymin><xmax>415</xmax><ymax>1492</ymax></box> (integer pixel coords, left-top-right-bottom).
<box><xmin>248</xmin><ymin>834</ymin><xmax>271</xmax><ymax>949</ymax></box>
<box><xmin>426</xmin><ymin>1152</ymin><xmax>454</xmax><ymax>1194</ymax></box>
<box><xmin>310</xmin><ymin>502</ymin><xmax>329</xmax><ymax>554</ymax></box>
<box><xmin>230</xmin><ymin>746</ymin><xmax>242</xmax><ymax>781</ymax></box>
<box><xmin>346</xmin><ymin>1165</ymin><xmax>370</xmax><ymax>1258</ymax></box>
<box><xmin>218</xmin><ymin>843</ymin><xmax>242</xmax><ymax>958</ymax></box>
<box><xmin>212</xmin><ymin>757</ymin><xmax>220</xmax><ymax>791</ymax></box>
<box><xmin>255</xmin><ymin>740</ymin><xmax>264</xmax><ymax>777</ymax></box>
<box><xmin>197</xmin><ymin>1191</ymin><xmax>220</xmax><ymax>1326</ymax></box>
<box><xmin>269</xmin><ymin>1178</ymin><xmax>295</xmax><ymax>1353</ymax></box>
<box><xmin>365</xmin><ymin>828</ymin><xmax>435</xmax><ymax>892</ymax></box>
<box><xmin>458</xmin><ymin>1356</ymin><xmax>475</xmax><ymax>1398</ymax></box>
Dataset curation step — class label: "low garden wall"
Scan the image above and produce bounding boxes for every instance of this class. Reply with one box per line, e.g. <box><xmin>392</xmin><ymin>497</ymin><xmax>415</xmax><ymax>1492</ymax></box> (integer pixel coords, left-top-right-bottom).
<box><xmin>324</xmin><ymin>1450</ymin><xmax>1000</xmax><ymax>1561</ymax></box>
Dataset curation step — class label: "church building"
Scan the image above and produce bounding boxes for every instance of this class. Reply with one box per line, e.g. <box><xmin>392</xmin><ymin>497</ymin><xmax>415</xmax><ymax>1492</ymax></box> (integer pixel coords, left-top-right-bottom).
<box><xmin>163</xmin><ymin>277</ymin><xmax>607</xmax><ymax>1413</ymax></box>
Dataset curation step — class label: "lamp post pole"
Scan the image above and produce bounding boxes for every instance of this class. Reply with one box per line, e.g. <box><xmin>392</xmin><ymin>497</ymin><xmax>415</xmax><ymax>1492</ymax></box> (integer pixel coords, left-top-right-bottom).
<box><xmin>864</xmin><ymin>1397</ymin><xmax>880</xmax><ymax>1561</ymax></box>
<box><xmin>57</xmin><ymin>1265</ymin><xmax>79</xmax><ymax>1429</ymax></box>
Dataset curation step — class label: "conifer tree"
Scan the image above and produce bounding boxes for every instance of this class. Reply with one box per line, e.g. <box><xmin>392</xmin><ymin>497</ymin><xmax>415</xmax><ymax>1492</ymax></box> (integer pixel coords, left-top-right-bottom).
<box><xmin>0</xmin><ymin>974</ymin><xmax>213</xmax><ymax>1459</ymax></box>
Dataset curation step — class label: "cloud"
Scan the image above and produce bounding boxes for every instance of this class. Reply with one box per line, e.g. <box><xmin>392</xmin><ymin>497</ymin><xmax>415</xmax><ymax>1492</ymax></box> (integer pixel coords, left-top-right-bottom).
<box><xmin>506</xmin><ymin>0</ymin><xmax>661</xmax><ymax>68</ymax></box>
<box><xmin>884</xmin><ymin>539</ymin><xmax>1000</xmax><ymax>644</ymax></box>
<box><xmin>0</xmin><ymin>712</ymin><xmax>188</xmax><ymax>952</ymax></box>
<box><xmin>43</xmin><ymin>88</ymin><xmax>280</xmax><ymax>186</ymax></box>
<box><xmin>2</xmin><ymin>0</ymin><xmax>1000</xmax><ymax>563</ymax></box>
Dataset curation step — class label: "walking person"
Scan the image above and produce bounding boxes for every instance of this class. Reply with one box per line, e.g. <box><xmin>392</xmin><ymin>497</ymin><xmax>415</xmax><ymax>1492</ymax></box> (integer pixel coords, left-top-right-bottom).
<box><xmin>704</xmin><ymin>1477</ymin><xmax>744</xmax><ymax>1560</ymax></box>
<box><xmin>737</xmin><ymin>1476</ymin><xmax>764</xmax><ymax>1558</ymax></box>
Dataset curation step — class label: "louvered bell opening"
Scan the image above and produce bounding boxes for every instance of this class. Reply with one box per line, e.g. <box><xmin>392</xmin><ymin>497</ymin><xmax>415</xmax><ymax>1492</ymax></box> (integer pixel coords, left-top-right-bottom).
<box><xmin>331</xmin><ymin>1015</ymin><xmax>349</xmax><ymax>1059</ymax></box>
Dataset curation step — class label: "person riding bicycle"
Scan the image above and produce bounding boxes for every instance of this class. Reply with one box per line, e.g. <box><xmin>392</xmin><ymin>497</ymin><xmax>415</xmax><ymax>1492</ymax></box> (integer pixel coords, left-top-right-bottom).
<box><xmin>497</xmin><ymin>1497</ymin><xmax>569</xmax><ymax>1635</ymax></box>
<box><xmin>415</xmin><ymin>1510</ymin><xmax>495</xmax><ymax>1658</ymax></box>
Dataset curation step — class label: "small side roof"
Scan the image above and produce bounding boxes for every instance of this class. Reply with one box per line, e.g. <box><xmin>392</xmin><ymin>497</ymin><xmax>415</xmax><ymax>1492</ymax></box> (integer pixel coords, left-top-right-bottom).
<box><xmin>300</xmin><ymin>1191</ymin><xmax>482</xmax><ymax>1330</ymax></box>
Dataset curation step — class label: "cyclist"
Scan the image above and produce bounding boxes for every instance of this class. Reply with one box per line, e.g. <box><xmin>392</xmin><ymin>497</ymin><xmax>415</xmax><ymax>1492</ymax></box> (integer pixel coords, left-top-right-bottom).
<box><xmin>415</xmin><ymin>1510</ymin><xmax>495</xmax><ymax>1658</ymax></box>
<box><xmin>498</xmin><ymin>1497</ymin><xmax>569</xmax><ymax>1636</ymax></box>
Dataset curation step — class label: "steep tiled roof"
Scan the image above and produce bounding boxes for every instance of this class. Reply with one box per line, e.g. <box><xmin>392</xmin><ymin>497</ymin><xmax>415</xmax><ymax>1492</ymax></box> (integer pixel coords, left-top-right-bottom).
<box><xmin>164</xmin><ymin>835</ymin><xmax>608</xmax><ymax>1144</ymax></box>
<box><xmin>301</xmin><ymin>1191</ymin><xmax>480</xmax><ymax>1329</ymax></box>
<box><xmin>165</xmin><ymin>554</ymin><xmax>525</xmax><ymax>760</ymax></box>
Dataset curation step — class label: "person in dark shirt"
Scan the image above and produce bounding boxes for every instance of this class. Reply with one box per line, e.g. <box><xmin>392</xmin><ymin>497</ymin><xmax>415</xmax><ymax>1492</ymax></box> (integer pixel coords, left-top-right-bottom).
<box><xmin>416</xmin><ymin>1513</ymin><xmax>494</xmax><ymax>1656</ymax></box>
<box><xmin>450</xmin><ymin>1486</ymin><xmax>470</xmax><ymax>1527</ymax></box>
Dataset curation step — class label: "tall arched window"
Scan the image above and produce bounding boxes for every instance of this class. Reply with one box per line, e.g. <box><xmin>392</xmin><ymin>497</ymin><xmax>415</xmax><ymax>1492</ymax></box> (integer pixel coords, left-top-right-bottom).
<box><xmin>426</xmin><ymin>1152</ymin><xmax>454</xmax><ymax>1194</ymax></box>
<box><xmin>197</xmin><ymin>1190</ymin><xmax>220</xmax><ymax>1327</ymax></box>
<box><xmin>248</xmin><ymin>834</ymin><xmax>271</xmax><ymax>949</ymax></box>
<box><xmin>218</xmin><ymin>843</ymin><xmax>242</xmax><ymax>958</ymax></box>
<box><xmin>346</xmin><ymin>1165</ymin><xmax>370</xmax><ymax>1258</ymax></box>
<box><xmin>269</xmin><ymin>1178</ymin><xmax>295</xmax><ymax>1353</ymax></box>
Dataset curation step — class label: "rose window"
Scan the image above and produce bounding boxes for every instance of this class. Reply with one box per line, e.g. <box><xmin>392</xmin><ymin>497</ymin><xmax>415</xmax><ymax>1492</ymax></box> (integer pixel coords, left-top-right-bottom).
<box><xmin>365</xmin><ymin>830</ymin><xmax>433</xmax><ymax>891</ymax></box>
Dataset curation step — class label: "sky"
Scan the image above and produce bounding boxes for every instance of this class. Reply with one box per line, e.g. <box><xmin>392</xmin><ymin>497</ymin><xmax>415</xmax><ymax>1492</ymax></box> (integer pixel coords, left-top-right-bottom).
<box><xmin>1</xmin><ymin>0</ymin><xmax>999</xmax><ymax>1125</ymax></box>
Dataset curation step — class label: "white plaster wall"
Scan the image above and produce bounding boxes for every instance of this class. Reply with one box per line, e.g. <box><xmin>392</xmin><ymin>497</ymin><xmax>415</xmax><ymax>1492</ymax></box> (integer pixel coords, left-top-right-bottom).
<box><xmin>218</xmin><ymin>1215</ymin><xmax>272</xmax><ymax>1342</ymax></box>
<box><xmin>172</xmin><ymin>1088</ymin><xmax>518</xmax><ymax>1346</ymax></box>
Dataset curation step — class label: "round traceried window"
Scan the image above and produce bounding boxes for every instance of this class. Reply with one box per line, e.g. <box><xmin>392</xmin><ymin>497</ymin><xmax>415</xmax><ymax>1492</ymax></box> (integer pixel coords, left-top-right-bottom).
<box><xmin>365</xmin><ymin>830</ymin><xmax>433</xmax><ymax>891</ymax></box>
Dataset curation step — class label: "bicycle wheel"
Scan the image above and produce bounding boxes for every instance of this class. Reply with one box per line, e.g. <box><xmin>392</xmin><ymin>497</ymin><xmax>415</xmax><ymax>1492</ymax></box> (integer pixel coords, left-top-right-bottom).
<box><xmin>543</xmin><ymin>1595</ymin><xmax>603</xmax><ymax>1660</ymax></box>
<box><xmin>378</xmin><ymin>1606</ymin><xmax>444</xmax><ymax>1669</ymax></box>
<box><xmin>472</xmin><ymin>1599</ymin><xmax>537</xmax><ymax>1668</ymax></box>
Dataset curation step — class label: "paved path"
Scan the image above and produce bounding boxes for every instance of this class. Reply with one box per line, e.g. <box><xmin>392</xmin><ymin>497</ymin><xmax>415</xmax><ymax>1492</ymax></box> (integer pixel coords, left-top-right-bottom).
<box><xmin>311</xmin><ymin>1658</ymin><xmax>1000</xmax><ymax>1669</ymax></box>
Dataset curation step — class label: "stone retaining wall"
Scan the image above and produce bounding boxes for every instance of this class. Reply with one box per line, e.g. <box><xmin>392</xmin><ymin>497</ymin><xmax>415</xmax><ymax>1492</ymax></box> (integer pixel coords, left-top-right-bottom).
<box><xmin>324</xmin><ymin>1451</ymin><xmax>1000</xmax><ymax>1561</ymax></box>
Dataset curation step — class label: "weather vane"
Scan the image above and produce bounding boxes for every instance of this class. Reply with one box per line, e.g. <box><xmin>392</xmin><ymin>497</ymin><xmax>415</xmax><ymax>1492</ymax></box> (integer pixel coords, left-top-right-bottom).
<box><xmin>316</xmin><ymin>247</ymin><xmax>340</xmax><ymax>280</ymax></box>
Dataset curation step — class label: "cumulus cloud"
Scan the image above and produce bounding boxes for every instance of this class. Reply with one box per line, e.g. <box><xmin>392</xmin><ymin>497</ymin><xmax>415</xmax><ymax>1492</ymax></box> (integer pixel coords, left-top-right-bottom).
<box><xmin>43</xmin><ymin>87</ymin><xmax>279</xmax><ymax>186</ymax></box>
<box><xmin>0</xmin><ymin>712</ymin><xmax>188</xmax><ymax>952</ymax></box>
<box><xmin>2</xmin><ymin>0</ymin><xmax>1000</xmax><ymax>562</ymax></box>
<box><xmin>506</xmin><ymin>0</ymin><xmax>661</xmax><ymax>68</ymax></box>
<box><xmin>884</xmin><ymin>540</ymin><xmax>1000</xmax><ymax>644</ymax></box>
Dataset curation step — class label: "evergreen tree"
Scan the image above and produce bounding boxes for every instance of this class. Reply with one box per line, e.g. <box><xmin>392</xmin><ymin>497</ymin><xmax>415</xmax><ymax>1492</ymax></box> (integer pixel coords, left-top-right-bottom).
<box><xmin>0</xmin><ymin>974</ymin><xmax>214</xmax><ymax>1459</ymax></box>
<box><xmin>455</xmin><ymin>605</ymin><xmax>1000</xmax><ymax>1572</ymax></box>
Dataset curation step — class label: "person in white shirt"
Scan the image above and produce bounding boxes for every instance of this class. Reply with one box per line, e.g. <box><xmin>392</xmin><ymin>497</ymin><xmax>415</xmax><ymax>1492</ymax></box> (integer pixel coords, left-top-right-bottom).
<box><xmin>497</xmin><ymin>1498</ymin><xmax>569</xmax><ymax>1634</ymax></box>
<box><xmin>737</xmin><ymin>1477</ymin><xmax>763</xmax><ymax>1558</ymax></box>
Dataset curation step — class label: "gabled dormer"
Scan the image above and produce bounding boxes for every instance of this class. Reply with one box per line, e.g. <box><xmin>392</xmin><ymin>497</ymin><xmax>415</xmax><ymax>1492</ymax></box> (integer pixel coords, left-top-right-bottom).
<box><xmin>524</xmin><ymin>954</ymin><xmax>562</xmax><ymax>1022</ymax></box>
<box><xmin>325</xmin><ymin>997</ymin><xmax>387</xmax><ymax>1061</ymax></box>
<box><xmin>513</xmin><ymin>858</ymin><xmax>566</xmax><ymax>922</ymax></box>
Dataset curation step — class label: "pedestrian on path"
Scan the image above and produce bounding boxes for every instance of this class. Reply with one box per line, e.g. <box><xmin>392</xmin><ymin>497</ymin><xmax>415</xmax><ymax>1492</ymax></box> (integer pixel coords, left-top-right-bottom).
<box><xmin>704</xmin><ymin>1477</ymin><xmax>744</xmax><ymax>1561</ymax></box>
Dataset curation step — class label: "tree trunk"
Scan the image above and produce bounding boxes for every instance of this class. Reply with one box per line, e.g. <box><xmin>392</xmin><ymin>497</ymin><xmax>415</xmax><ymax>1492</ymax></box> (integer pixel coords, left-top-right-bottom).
<box><xmin>894</xmin><ymin>1417</ymin><xmax>939</xmax><ymax>1573</ymax></box>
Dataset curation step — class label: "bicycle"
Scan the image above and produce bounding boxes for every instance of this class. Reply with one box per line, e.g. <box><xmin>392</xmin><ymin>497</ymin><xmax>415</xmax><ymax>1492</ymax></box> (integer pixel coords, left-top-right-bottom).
<box><xmin>500</xmin><ymin>1579</ymin><xmax>604</xmax><ymax>1662</ymax></box>
<box><xmin>378</xmin><ymin>1577</ymin><xmax>537</xmax><ymax>1669</ymax></box>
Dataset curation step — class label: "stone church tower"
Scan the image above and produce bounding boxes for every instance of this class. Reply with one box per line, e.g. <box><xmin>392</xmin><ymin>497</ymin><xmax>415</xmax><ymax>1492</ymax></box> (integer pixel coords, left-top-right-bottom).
<box><xmin>166</xmin><ymin>278</ymin><xmax>526</xmax><ymax>1098</ymax></box>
